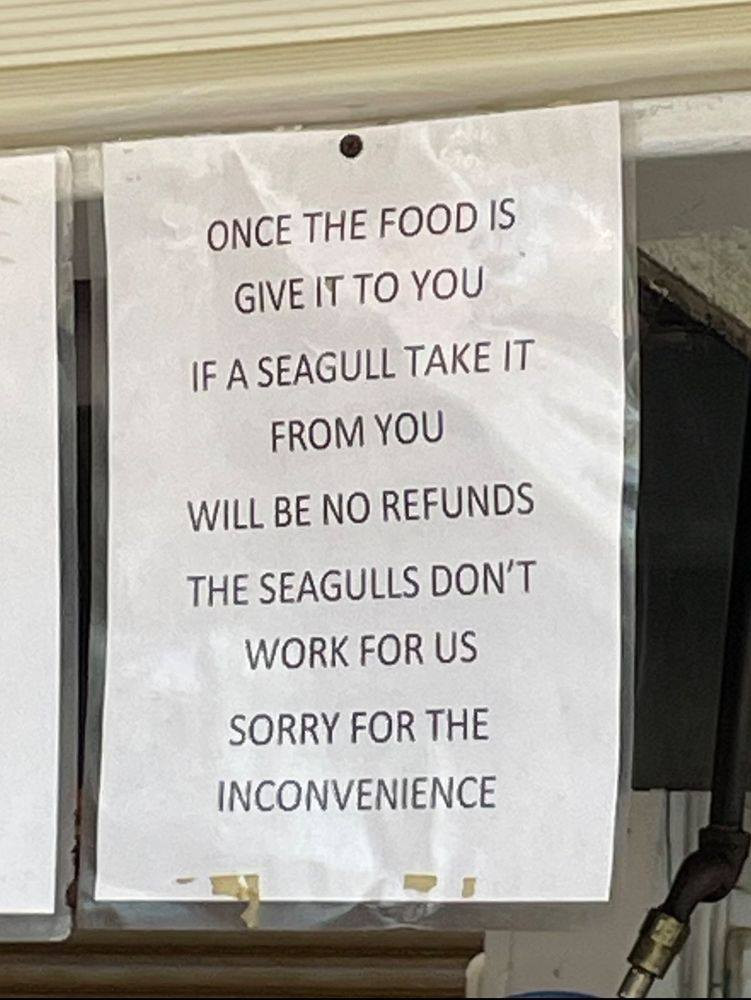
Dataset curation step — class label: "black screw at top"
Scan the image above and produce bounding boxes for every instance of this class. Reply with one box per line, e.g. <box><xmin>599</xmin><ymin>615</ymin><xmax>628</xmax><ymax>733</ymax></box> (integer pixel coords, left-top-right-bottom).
<box><xmin>339</xmin><ymin>133</ymin><xmax>363</xmax><ymax>158</ymax></box>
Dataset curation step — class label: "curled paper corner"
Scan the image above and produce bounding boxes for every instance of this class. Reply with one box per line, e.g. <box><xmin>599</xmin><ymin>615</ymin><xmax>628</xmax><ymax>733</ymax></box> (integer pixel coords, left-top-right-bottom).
<box><xmin>462</xmin><ymin>876</ymin><xmax>477</xmax><ymax>898</ymax></box>
<box><xmin>403</xmin><ymin>873</ymin><xmax>438</xmax><ymax>893</ymax></box>
<box><xmin>175</xmin><ymin>876</ymin><xmax>196</xmax><ymax>885</ymax></box>
<box><xmin>210</xmin><ymin>873</ymin><xmax>261</xmax><ymax>928</ymax></box>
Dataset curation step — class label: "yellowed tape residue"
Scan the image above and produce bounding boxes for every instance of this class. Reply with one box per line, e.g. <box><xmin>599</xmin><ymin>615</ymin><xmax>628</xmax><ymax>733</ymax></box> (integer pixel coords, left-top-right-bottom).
<box><xmin>403</xmin><ymin>873</ymin><xmax>437</xmax><ymax>893</ymax></box>
<box><xmin>462</xmin><ymin>877</ymin><xmax>477</xmax><ymax>898</ymax></box>
<box><xmin>210</xmin><ymin>873</ymin><xmax>260</xmax><ymax>928</ymax></box>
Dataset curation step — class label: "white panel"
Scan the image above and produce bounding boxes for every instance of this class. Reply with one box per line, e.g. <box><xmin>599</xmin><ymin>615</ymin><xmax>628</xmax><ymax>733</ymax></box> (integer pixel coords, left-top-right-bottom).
<box><xmin>0</xmin><ymin>152</ymin><xmax>60</xmax><ymax>914</ymax></box>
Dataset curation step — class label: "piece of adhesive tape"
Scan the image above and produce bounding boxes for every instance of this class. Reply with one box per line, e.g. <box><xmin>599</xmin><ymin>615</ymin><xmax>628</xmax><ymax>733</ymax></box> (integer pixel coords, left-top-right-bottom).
<box><xmin>462</xmin><ymin>877</ymin><xmax>477</xmax><ymax>898</ymax></box>
<box><xmin>403</xmin><ymin>873</ymin><xmax>438</xmax><ymax>893</ymax></box>
<box><xmin>210</xmin><ymin>873</ymin><xmax>260</xmax><ymax>928</ymax></box>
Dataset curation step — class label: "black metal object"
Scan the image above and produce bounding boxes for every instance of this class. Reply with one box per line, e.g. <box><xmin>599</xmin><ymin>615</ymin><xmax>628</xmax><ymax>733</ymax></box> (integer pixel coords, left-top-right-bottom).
<box><xmin>710</xmin><ymin>358</ymin><xmax>751</xmax><ymax>825</ymax></box>
<box><xmin>656</xmin><ymin>348</ymin><xmax>751</xmax><ymax>922</ymax></box>
<box><xmin>619</xmin><ymin>285</ymin><xmax>751</xmax><ymax>998</ymax></box>
<box><xmin>634</xmin><ymin>282</ymin><xmax>747</xmax><ymax>790</ymax></box>
<box><xmin>662</xmin><ymin>826</ymin><xmax>750</xmax><ymax>924</ymax></box>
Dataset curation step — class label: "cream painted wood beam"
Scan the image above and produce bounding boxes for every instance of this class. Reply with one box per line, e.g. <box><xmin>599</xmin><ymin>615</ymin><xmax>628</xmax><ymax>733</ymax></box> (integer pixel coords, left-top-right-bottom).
<box><xmin>1</xmin><ymin>2</ymin><xmax>751</xmax><ymax>147</ymax></box>
<box><xmin>1</xmin><ymin>1</ymin><xmax>749</xmax><ymax>68</ymax></box>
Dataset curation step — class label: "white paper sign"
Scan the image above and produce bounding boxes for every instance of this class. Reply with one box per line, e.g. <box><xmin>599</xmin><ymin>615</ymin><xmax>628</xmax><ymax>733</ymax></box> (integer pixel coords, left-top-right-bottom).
<box><xmin>0</xmin><ymin>153</ymin><xmax>61</xmax><ymax>914</ymax></box>
<box><xmin>98</xmin><ymin>103</ymin><xmax>624</xmax><ymax>905</ymax></box>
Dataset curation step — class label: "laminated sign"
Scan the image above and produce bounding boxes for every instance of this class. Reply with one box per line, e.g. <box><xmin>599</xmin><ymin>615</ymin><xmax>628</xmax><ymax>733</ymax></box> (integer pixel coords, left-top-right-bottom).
<box><xmin>96</xmin><ymin>103</ymin><xmax>625</xmax><ymax>910</ymax></box>
<box><xmin>0</xmin><ymin>153</ymin><xmax>64</xmax><ymax>917</ymax></box>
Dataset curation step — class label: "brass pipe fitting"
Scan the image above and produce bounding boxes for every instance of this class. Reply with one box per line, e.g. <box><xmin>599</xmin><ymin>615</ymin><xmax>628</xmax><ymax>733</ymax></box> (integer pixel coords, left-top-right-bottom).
<box><xmin>617</xmin><ymin>909</ymin><xmax>689</xmax><ymax>998</ymax></box>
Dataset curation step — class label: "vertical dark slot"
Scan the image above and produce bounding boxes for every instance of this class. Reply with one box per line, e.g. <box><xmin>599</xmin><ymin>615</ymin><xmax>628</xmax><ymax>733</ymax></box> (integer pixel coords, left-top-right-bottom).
<box><xmin>74</xmin><ymin>279</ymin><xmax>92</xmax><ymax>783</ymax></box>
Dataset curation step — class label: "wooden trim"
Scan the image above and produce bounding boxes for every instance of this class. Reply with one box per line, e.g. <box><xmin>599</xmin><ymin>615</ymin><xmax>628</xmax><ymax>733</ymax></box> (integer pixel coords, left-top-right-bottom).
<box><xmin>2</xmin><ymin>5</ymin><xmax>751</xmax><ymax>147</ymax></box>
<box><xmin>0</xmin><ymin>929</ymin><xmax>481</xmax><ymax>997</ymax></box>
